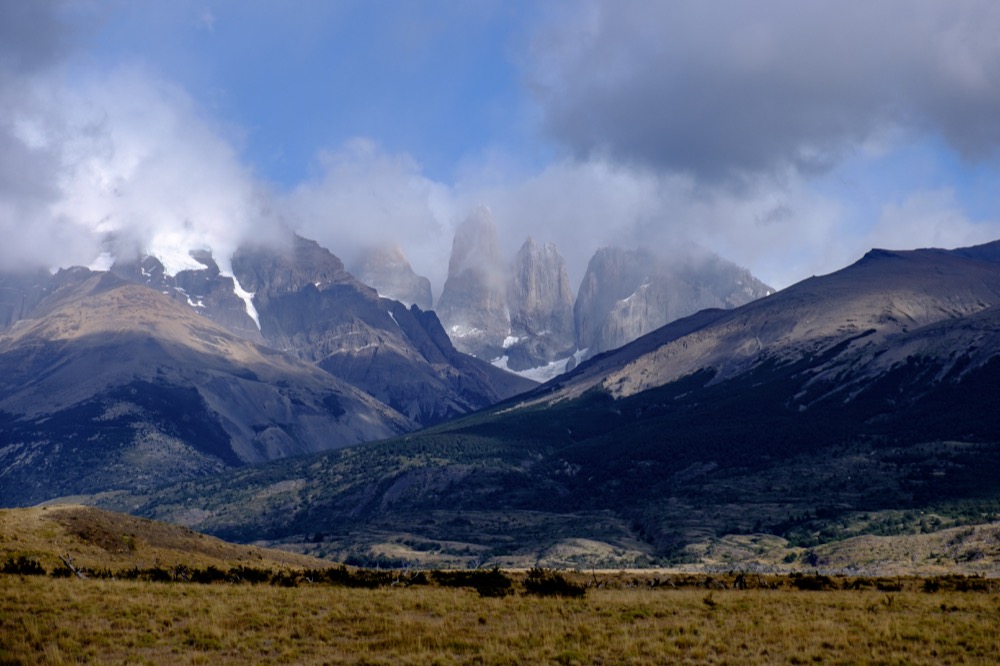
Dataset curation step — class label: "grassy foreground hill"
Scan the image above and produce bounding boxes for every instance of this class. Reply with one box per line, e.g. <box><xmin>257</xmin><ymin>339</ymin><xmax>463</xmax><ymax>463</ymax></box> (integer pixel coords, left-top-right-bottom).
<box><xmin>0</xmin><ymin>504</ymin><xmax>327</xmax><ymax>573</ymax></box>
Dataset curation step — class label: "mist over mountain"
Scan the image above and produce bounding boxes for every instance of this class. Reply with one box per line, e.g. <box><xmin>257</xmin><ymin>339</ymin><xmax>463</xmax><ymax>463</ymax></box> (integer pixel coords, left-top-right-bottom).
<box><xmin>406</xmin><ymin>207</ymin><xmax>772</xmax><ymax>379</ymax></box>
<box><xmin>351</xmin><ymin>244</ymin><xmax>433</xmax><ymax>310</ymax></box>
<box><xmin>435</xmin><ymin>208</ymin><xmax>511</xmax><ymax>361</ymax></box>
<box><xmin>574</xmin><ymin>247</ymin><xmax>773</xmax><ymax>359</ymax></box>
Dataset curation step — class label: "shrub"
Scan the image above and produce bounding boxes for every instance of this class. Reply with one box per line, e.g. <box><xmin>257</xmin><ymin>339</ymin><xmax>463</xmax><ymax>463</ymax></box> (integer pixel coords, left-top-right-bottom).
<box><xmin>789</xmin><ymin>573</ymin><xmax>838</xmax><ymax>591</ymax></box>
<box><xmin>432</xmin><ymin>569</ymin><xmax>514</xmax><ymax>597</ymax></box>
<box><xmin>1</xmin><ymin>555</ymin><xmax>46</xmax><ymax>576</ymax></box>
<box><xmin>523</xmin><ymin>568</ymin><xmax>586</xmax><ymax>598</ymax></box>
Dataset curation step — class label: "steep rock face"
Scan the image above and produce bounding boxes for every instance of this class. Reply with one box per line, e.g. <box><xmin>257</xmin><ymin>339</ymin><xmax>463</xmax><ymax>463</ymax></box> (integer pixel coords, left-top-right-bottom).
<box><xmin>436</xmin><ymin>208</ymin><xmax>510</xmax><ymax>361</ymax></box>
<box><xmin>352</xmin><ymin>244</ymin><xmax>433</xmax><ymax>310</ymax></box>
<box><xmin>504</xmin><ymin>237</ymin><xmax>576</xmax><ymax>370</ymax></box>
<box><xmin>231</xmin><ymin>233</ymin><xmax>535</xmax><ymax>425</ymax></box>
<box><xmin>574</xmin><ymin>247</ymin><xmax>772</xmax><ymax>359</ymax></box>
<box><xmin>574</xmin><ymin>248</ymin><xmax>654</xmax><ymax>355</ymax></box>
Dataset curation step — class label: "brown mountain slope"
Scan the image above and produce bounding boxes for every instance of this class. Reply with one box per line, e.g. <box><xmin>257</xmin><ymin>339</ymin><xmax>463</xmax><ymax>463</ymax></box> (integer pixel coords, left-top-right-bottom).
<box><xmin>0</xmin><ymin>270</ymin><xmax>415</xmax><ymax>506</ymax></box>
<box><xmin>530</xmin><ymin>243</ymin><xmax>1000</xmax><ymax>404</ymax></box>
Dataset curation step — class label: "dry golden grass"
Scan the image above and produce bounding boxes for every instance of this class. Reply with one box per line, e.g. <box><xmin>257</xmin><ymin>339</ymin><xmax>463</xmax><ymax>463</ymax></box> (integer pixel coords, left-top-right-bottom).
<box><xmin>0</xmin><ymin>505</ymin><xmax>326</xmax><ymax>572</ymax></box>
<box><xmin>1</xmin><ymin>576</ymin><xmax>998</xmax><ymax>665</ymax></box>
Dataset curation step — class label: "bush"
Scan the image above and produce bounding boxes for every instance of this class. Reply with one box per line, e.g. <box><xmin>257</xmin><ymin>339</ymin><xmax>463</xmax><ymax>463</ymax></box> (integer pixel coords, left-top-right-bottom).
<box><xmin>432</xmin><ymin>569</ymin><xmax>513</xmax><ymax>597</ymax></box>
<box><xmin>789</xmin><ymin>573</ymin><xmax>838</xmax><ymax>591</ymax></box>
<box><xmin>1</xmin><ymin>555</ymin><xmax>46</xmax><ymax>576</ymax></box>
<box><xmin>523</xmin><ymin>568</ymin><xmax>586</xmax><ymax>598</ymax></box>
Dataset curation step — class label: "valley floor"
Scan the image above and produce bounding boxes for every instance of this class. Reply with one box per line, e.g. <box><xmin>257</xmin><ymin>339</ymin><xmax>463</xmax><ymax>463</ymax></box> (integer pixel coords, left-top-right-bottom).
<box><xmin>1</xmin><ymin>575</ymin><xmax>997</xmax><ymax>665</ymax></box>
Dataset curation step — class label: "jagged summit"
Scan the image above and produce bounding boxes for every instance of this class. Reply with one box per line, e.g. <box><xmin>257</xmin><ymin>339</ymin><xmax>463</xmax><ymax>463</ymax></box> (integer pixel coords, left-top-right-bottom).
<box><xmin>352</xmin><ymin>243</ymin><xmax>433</xmax><ymax>310</ymax></box>
<box><xmin>436</xmin><ymin>207</ymin><xmax>511</xmax><ymax>361</ymax></box>
<box><xmin>573</xmin><ymin>246</ymin><xmax>772</xmax><ymax>360</ymax></box>
<box><xmin>503</xmin><ymin>236</ymin><xmax>576</xmax><ymax>371</ymax></box>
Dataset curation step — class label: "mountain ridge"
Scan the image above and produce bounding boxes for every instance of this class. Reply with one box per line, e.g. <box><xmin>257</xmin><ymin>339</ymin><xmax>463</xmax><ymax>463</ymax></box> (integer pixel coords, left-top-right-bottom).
<box><xmin>85</xmin><ymin>240</ymin><xmax>1000</xmax><ymax>569</ymax></box>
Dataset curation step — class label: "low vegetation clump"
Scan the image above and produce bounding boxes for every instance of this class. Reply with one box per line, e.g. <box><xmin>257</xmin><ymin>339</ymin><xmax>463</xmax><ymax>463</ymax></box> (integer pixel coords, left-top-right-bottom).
<box><xmin>523</xmin><ymin>567</ymin><xmax>587</xmax><ymax>597</ymax></box>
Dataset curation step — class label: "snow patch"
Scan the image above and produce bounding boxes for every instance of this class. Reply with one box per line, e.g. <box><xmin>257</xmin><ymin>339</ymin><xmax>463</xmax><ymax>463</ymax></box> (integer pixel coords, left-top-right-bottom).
<box><xmin>152</xmin><ymin>244</ymin><xmax>212</xmax><ymax>277</ymax></box>
<box><xmin>388</xmin><ymin>310</ymin><xmax>399</xmax><ymax>327</ymax></box>
<box><xmin>231</xmin><ymin>277</ymin><xmax>260</xmax><ymax>330</ymax></box>
<box><xmin>502</xmin><ymin>335</ymin><xmax>519</xmax><ymax>349</ymax></box>
<box><xmin>492</xmin><ymin>356</ymin><xmax>567</xmax><ymax>383</ymax></box>
<box><xmin>449</xmin><ymin>324</ymin><xmax>483</xmax><ymax>338</ymax></box>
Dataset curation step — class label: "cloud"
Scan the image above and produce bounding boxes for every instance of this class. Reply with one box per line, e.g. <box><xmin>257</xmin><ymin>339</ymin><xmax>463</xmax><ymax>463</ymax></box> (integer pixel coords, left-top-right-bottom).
<box><xmin>866</xmin><ymin>189</ymin><xmax>1000</xmax><ymax>254</ymax></box>
<box><xmin>456</xmin><ymin>159</ymin><xmax>850</xmax><ymax>290</ymax></box>
<box><xmin>2</xmin><ymin>0</ymin><xmax>998</xmax><ymax>303</ymax></box>
<box><xmin>528</xmin><ymin>0</ymin><xmax>1000</xmax><ymax>184</ymax></box>
<box><xmin>284</xmin><ymin>139</ymin><xmax>455</xmax><ymax>290</ymax></box>
<box><xmin>0</xmin><ymin>0</ymin><xmax>74</xmax><ymax>74</ymax></box>
<box><xmin>0</xmin><ymin>59</ymin><xmax>276</xmax><ymax>272</ymax></box>
<box><xmin>53</xmin><ymin>67</ymin><xmax>278</xmax><ymax>273</ymax></box>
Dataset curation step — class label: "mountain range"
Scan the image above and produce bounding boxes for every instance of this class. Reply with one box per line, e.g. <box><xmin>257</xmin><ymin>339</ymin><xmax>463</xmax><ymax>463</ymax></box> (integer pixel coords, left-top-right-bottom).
<box><xmin>0</xmin><ymin>235</ymin><xmax>534</xmax><ymax>506</ymax></box>
<box><xmin>72</xmin><ymin>240</ymin><xmax>1000</xmax><ymax>570</ymax></box>
<box><xmin>416</xmin><ymin>207</ymin><xmax>772</xmax><ymax>379</ymax></box>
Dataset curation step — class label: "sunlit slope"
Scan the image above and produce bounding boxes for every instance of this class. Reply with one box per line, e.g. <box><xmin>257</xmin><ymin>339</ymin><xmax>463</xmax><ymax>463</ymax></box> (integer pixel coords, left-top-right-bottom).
<box><xmin>0</xmin><ymin>271</ymin><xmax>414</xmax><ymax>506</ymax></box>
<box><xmin>0</xmin><ymin>504</ymin><xmax>327</xmax><ymax>572</ymax></box>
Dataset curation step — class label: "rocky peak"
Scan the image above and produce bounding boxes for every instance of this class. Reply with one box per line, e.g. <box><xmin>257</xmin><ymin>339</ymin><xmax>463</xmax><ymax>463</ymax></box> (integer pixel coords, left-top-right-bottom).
<box><xmin>232</xmin><ymin>234</ymin><xmax>350</xmax><ymax>295</ymax></box>
<box><xmin>504</xmin><ymin>237</ymin><xmax>576</xmax><ymax>370</ymax></box>
<box><xmin>352</xmin><ymin>243</ymin><xmax>433</xmax><ymax>310</ymax></box>
<box><xmin>574</xmin><ymin>247</ymin><xmax>655</xmax><ymax>353</ymax></box>
<box><xmin>436</xmin><ymin>207</ymin><xmax>510</xmax><ymax>360</ymax></box>
<box><xmin>574</xmin><ymin>246</ymin><xmax>773</xmax><ymax>359</ymax></box>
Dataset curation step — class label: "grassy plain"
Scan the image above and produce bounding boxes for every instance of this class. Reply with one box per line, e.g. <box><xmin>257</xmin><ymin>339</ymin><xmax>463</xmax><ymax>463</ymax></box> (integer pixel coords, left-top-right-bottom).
<box><xmin>2</xmin><ymin>575</ymin><xmax>998</xmax><ymax>665</ymax></box>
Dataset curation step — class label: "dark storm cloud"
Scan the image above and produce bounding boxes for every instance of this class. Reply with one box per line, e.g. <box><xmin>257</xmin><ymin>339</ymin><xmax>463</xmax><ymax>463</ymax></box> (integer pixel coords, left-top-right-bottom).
<box><xmin>529</xmin><ymin>0</ymin><xmax>1000</xmax><ymax>183</ymax></box>
<box><xmin>0</xmin><ymin>0</ymin><xmax>74</xmax><ymax>73</ymax></box>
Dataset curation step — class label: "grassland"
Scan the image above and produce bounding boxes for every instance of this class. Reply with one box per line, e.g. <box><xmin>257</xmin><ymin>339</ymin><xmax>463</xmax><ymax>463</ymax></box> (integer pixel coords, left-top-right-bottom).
<box><xmin>2</xmin><ymin>505</ymin><xmax>998</xmax><ymax>664</ymax></box>
<box><xmin>0</xmin><ymin>504</ymin><xmax>327</xmax><ymax>572</ymax></box>
<box><xmin>2</xmin><ymin>574</ymin><xmax>998</xmax><ymax>665</ymax></box>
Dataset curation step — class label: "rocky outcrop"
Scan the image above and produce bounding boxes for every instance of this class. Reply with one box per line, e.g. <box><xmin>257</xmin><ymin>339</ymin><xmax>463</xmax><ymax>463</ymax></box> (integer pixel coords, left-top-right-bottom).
<box><xmin>433</xmin><ymin>213</ymin><xmax>771</xmax><ymax>377</ymax></box>
<box><xmin>574</xmin><ymin>248</ymin><xmax>655</xmax><ymax>355</ymax></box>
<box><xmin>504</xmin><ymin>237</ymin><xmax>576</xmax><ymax>370</ymax></box>
<box><xmin>436</xmin><ymin>207</ymin><xmax>510</xmax><ymax>361</ymax></box>
<box><xmin>230</xmin><ymin>233</ymin><xmax>535</xmax><ymax>426</ymax></box>
<box><xmin>352</xmin><ymin>244</ymin><xmax>433</xmax><ymax>310</ymax></box>
<box><xmin>574</xmin><ymin>247</ymin><xmax>773</xmax><ymax>359</ymax></box>
<box><xmin>110</xmin><ymin>251</ymin><xmax>262</xmax><ymax>342</ymax></box>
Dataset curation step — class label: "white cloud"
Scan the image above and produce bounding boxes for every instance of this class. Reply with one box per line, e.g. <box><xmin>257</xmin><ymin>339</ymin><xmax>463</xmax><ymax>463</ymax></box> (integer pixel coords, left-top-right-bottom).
<box><xmin>866</xmin><ymin>190</ymin><xmax>1000</xmax><ymax>254</ymax></box>
<box><xmin>284</xmin><ymin>139</ymin><xmax>455</xmax><ymax>291</ymax></box>
<box><xmin>0</xmin><ymin>60</ymin><xmax>277</xmax><ymax>273</ymax></box>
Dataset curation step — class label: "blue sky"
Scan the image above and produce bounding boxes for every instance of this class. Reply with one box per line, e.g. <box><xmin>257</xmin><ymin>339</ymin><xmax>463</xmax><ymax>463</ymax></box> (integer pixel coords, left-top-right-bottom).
<box><xmin>3</xmin><ymin>0</ymin><xmax>1000</xmax><ymax>294</ymax></box>
<box><xmin>81</xmin><ymin>1</ymin><xmax>545</xmax><ymax>185</ymax></box>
